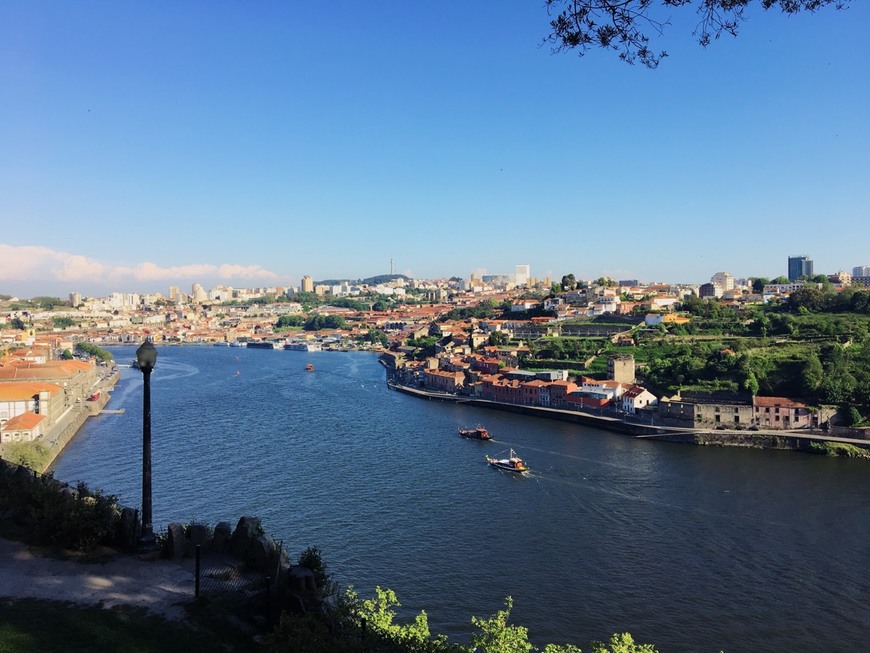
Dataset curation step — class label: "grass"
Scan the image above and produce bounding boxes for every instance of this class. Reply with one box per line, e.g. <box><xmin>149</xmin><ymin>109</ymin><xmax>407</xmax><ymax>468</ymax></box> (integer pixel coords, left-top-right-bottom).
<box><xmin>0</xmin><ymin>518</ymin><xmax>264</xmax><ymax>653</ymax></box>
<box><xmin>0</xmin><ymin>598</ymin><xmax>263</xmax><ymax>653</ymax></box>
<box><xmin>808</xmin><ymin>441</ymin><xmax>870</xmax><ymax>458</ymax></box>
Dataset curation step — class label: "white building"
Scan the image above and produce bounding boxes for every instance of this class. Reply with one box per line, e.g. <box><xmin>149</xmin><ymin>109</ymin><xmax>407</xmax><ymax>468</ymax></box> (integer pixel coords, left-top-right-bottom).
<box><xmin>711</xmin><ymin>272</ymin><xmax>735</xmax><ymax>292</ymax></box>
<box><xmin>515</xmin><ymin>264</ymin><xmax>530</xmax><ymax>286</ymax></box>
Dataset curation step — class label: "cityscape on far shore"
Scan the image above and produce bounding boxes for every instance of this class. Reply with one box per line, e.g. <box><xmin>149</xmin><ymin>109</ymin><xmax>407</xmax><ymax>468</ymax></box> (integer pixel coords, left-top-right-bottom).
<box><xmin>4</xmin><ymin>255</ymin><xmax>870</xmax><ymax>310</ymax></box>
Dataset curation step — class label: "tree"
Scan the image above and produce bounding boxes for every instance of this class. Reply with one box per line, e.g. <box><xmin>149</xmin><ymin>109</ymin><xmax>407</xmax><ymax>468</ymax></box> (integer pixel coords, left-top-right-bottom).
<box><xmin>343</xmin><ymin>586</ymin><xmax>440</xmax><ymax>649</ymax></box>
<box><xmin>543</xmin><ymin>0</ymin><xmax>848</xmax><ymax>68</ymax></box>
<box><xmin>470</xmin><ymin>597</ymin><xmax>534</xmax><ymax>653</ymax></box>
<box><xmin>275</xmin><ymin>314</ymin><xmax>305</xmax><ymax>329</ymax></box>
<box><xmin>561</xmin><ymin>274</ymin><xmax>577</xmax><ymax>291</ymax></box>
<box><xmin>52</xmin><ymin>316</ymin><xmax>75</xmax><ymax>329</ymax></box>
<box><xmin>590</xmin><ymin>632</ymin><xmax>659</xmax><ymax>653</ymax></box>
<box><xmin>74</xmin><ymin>342</ymin><xmax>113</xmax><ymax>363</ymax></box>
<box><xmin>800</xmin><ymin>353</ymin><xmax>824</xmax><ymax>396</ymax></box>
<box><xmin>751</xmin><ymin>277</ymin><xmax>770</xmax><ymax>294</ymax></box>
<box><xmin>31</xmin><ymin>296</ymin><xmax>67</xmax><ymax>310</ymax></box>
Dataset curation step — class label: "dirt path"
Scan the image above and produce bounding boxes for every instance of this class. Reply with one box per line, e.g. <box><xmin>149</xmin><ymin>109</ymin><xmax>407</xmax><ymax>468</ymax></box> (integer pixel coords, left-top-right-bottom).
<box><xmin>0</xmin><ymin>537</ymin><xmax>197</xmax><ymax>621</ymax></box>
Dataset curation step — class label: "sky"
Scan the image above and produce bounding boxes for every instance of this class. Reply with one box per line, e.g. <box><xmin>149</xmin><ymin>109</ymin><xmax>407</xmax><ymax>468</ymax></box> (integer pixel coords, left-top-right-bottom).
<box><xmin>1</xmin><ymin>1</ymin><xmax>868</xmax><ymax>298</ymax></box>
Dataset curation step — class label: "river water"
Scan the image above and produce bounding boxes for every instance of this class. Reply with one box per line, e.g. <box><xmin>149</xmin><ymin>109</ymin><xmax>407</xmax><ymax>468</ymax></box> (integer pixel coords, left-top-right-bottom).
<box><xmin>49</xmin><ymin>346</ymin><xmax>870</xmax><ymax>652</ymax></box>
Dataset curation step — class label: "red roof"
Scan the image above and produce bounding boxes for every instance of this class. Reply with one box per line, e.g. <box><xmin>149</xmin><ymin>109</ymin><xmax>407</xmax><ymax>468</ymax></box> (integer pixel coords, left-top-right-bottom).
<box><xmin>2</xmin><ymin>412</ymin><xmax>46</xmax><ymax>430</ymax></box>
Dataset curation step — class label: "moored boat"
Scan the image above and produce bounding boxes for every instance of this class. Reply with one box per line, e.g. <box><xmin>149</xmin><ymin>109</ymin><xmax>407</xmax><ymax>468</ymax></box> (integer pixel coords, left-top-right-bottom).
<box><xmin>458</xmin><ymin>426</ymin><xmax>492</xmax><ymax>440</ymax></box>
<box><xmin>486</xmin><ymin>449</ymin><xmax>528</xmax><ymax>473</ymax></box>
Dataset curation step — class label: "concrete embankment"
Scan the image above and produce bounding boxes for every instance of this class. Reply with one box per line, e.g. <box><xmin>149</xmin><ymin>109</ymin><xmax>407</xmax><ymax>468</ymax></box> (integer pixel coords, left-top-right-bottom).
<box><xmin>40</xmin><ymin>369</ymin><xmax>121</xmax><ymax>472</ymax></box>
<box><xmin>386</xmin><ymin>382</ymin><xmax>683</xmax><ymax>439</ymax></box>
<box><xmin>386</xmin><ymin>382</ymin><xmax>870</xmax><ymax>455</ymax></box>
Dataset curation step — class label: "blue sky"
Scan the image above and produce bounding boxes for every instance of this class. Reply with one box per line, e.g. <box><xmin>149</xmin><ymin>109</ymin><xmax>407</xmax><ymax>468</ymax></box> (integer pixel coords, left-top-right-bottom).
<box><xmin>2</xmin><ymin>1</ymin><xmax>868</xmax><ymax>298</ymax></box>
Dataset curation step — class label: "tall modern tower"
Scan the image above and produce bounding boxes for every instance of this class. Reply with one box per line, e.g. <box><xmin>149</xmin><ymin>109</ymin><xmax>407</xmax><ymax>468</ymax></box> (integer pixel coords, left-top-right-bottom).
<box><xmin>515</xmin><ymin>264</ymin><xmax>530</xmax><ymax>286</ymax></box>
<box><xmin>788</xmin><ymin>255</ymin><xmax>813</xmax><ymax>281</ymax></box>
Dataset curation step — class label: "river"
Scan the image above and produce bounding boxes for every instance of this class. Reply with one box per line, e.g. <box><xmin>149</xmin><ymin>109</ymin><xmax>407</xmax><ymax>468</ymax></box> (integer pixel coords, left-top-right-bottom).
<box><xmin>49</xmin><ymin>345</ymin><xmax>870</xmax><ymax>652</ymax></box>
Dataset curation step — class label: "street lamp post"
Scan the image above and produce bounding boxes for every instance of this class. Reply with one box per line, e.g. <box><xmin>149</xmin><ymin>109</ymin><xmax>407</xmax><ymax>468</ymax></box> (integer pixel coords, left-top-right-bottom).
<box><xmin>136</xmin><ymin>339</ymin><xmax>158</xmax><ymax>551</ymax></box>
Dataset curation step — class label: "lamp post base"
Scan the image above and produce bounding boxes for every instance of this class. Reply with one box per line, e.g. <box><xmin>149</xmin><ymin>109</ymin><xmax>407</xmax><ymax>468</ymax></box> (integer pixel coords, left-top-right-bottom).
<box><xmin>137</xmin><ymin>531</ymin><xmax>159</xmax><ymax>554</ymax></box>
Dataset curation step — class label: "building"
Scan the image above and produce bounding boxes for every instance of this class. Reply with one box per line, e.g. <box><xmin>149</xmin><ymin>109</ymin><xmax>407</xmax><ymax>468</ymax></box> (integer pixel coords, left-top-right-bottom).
<box><xmin>0</xmin><ymin>412</ymin><xmax>47</xmax><ymax>444</ymax></box>
<box><xmin>711</xmin><ymin>272</ymin><xmax>734</xmax><ymax>292</ymax></box>
<box><xmin>620</xmin><ymin>385</ymin><xmax>658</xmax><ymax>414</ymax></box>
<box><xmin>168</xmin><ymin>285</ymin><xmax>183</xmax><ymax>303</ymax></box>
<box><xmin>301</xmin><ymin>275</ymin><xmax>314</xmax><ymax>293</ymax></box>
<box><xmin>788</xmin><ymin>255</ymin><xmax>813</xmax><ymax>281</ymax></box>
<box><xmin>698</xmin><ymin>283</ymin><xmax>719</xmax><ymax>299</ymax></box>
<box><xmin>852</xmin><ymin>265</ymin><xmax>870</xmax><ymax>277</ymax></box>
<box><xmin>515</xmin><ymin>264</ymin><xmax>530</xmax><ymax>286</ymax></box>
<box><xmin>753</xmin><ymin>396</ymin><xmax>816</xmax><ymax>429</ymax></box>
<box><xmin>191</xmin><ymin>283</ymin><xmax>208</xmax><ymax>303</ymax></box>
<box><xmin>608</xmin><ymin>355</ymin><xmax>636</xmax><ymax>384</ymax></box>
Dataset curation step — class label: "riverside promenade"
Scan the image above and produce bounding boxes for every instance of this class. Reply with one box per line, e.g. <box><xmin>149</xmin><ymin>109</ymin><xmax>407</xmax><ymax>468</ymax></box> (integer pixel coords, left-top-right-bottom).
<box><xmin>38</xmin><ymin>368</ymin><xmax>121</xmax><ymax>472</ymax></box>
<box><xmin>385</xmin><ymin>381</ymin><xmax>870</xmax><ymax>453</ymax></box>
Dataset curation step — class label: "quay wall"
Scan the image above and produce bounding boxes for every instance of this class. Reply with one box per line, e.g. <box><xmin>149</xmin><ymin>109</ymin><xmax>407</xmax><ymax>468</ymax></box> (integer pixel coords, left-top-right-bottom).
<box><xmin>38</xmin><ymin>369</ymin><xmax>120</xmax><ymax>473</ymax></box>
<box><xmin>386</xmin><ymin>382</ymin><xmax>869</xmax><ymax>455</ymax></box>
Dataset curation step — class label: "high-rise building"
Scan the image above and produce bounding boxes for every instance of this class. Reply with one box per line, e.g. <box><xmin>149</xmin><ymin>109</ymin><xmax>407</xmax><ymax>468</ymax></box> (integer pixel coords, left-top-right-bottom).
<box><xmin>515</xmin><ymin>264</ymin><xmax>530</xmax><ymax>286</ymax></box>
<box><xmin>191</xmin><ymin>283</ymin><xmax>207</xmax><ymax>303</ymax></box>
<box><xmin>788</xmin><ymin>255</ymin><xmax>813</xmax><ymax>281</ymax></box>
<box><xmin>301</xmin><ymin>275</ymin><xmax>314</xmax><ymax>293</ymax></box>
<box><xmin>711</xmin><ymin>272</ymin><xmax>734</xmax><ymax>292</ymax></box>
<box><xmin>852</xmin><ymin>266</ymin><xmax>870</xmax><ymax>277</ymax></box>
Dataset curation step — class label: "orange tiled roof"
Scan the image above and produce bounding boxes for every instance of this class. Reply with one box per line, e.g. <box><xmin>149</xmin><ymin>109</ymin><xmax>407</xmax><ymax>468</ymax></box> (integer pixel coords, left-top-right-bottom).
<box><xmin>2</xmin><ymin>412</ymin><xmax>46</xmax><ymax>430</ymax></box>
<box><xmin>754</xmin><ymin>396</ymin><xmax>807</xmax><ymax>409</ymax></box>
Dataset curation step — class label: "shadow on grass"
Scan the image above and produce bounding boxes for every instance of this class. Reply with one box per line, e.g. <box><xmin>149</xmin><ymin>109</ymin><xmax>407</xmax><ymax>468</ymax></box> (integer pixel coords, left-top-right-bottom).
<box><xmin>0</xmin><ymin>598</ymin><xmax>262</xmax><ymax>653</ymax></box>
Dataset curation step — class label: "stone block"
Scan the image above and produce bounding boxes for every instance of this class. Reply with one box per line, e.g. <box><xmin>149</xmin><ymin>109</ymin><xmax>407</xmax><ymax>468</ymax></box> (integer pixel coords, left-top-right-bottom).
<box><xmin>211</xmin><ymin>521</ymin><xmax>232</xmax><ymax>553</ymax></box>
<box><xmin>249</xmin><ymin>533</ymin><xmax>277</xmax><ymax>574</ymax></box>
<box><xmin>116</xmin><ymin>507</ymin><xmax>139</xmax><ymax>551</ymax></box>
<box><xmin>229</xmin><ymin>515</ymin><xmax>261</xmax><ymax>559</ymax></box>
<box><xmin>167</xmin><ymin>522</ymin><xmax>185</xmax><ymax>559</ymax></box>
<box><xmin>188</xmin><ymin>523</ymin><xmax>209</xmax><ymax>553</ymax></box>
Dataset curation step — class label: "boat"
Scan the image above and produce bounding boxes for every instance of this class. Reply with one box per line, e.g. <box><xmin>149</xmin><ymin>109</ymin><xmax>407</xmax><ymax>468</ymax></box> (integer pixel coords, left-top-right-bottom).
<box><xmin>246</xmin><ymin>341</ymin><xmax>276</xmax><ymax>350</ymax></box>
<box><xmin>486</xmin><ymin>449</ymin><xmax>529</xmax><ymax>474</ymax></box>
<box><xmin>458</xmin><ymin>426</ymin><xmax>492</xmax><ymax>440</ymax></box>
<box><xmin>305</xmin><ymin>363</ymin><xmax>314</xmax><ymax>372</ymax></box>
<box><xmin>285</xmin><ymin>342</ymin><xmax>323</xmax><ymax>352</ymax></box>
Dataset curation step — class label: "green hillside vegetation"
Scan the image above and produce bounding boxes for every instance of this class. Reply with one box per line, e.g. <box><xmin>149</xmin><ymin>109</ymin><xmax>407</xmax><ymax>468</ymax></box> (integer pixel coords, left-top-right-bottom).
<box><xmin>511</xmin><ymin>287</ymin><xmax>870</xmax><ymax>412</ymax></box>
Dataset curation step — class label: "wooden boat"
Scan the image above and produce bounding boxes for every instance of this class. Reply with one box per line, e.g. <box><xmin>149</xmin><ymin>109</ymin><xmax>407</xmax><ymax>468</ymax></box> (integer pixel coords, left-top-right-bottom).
<box><xmin>305</xmin><ymin>363</ymin><xmax>314</xmax><ymax>372</ymax></box>
<box><xmin>486</xmin><ymin>449</ymin><xmax>528</xmax><ymax>474</ymax></box>
<box><xmin>458</xmin><ymin>426</ymin><xmax>492</xmax><ymax>440</ymax></box>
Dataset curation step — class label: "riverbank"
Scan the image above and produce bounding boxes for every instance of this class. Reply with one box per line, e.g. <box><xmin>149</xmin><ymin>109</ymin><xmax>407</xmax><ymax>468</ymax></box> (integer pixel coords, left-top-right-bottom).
<box><xmin>0</xmin><ymin>368</ymin><xmax>122</xmax><ymax>474</ymax></box>
<box><xmin>386</xmin><ymin>381</ymin><xmax>870</xmax><ymax>457</ymax></box>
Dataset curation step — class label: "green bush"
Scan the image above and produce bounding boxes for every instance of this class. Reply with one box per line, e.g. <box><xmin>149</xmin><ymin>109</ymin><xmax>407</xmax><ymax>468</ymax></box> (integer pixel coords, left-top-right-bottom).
<box><xmin>0</xmin><ymin>463</ymin><xmax>120</xmax><ymax>553</ymax></box>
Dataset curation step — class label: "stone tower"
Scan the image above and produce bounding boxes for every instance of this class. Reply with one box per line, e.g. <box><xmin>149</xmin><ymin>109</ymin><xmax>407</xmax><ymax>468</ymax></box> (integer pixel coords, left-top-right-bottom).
<box><xmin>608</xmin><ymin>354</ymin><xmax>636</xmax><ymax>384</ymax></box>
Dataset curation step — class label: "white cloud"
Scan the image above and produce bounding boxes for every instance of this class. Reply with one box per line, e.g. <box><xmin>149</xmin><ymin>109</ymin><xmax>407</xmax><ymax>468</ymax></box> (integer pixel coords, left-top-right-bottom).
<box><xmin>0</xmin><ymin>244</ymin><xmax>282</xmax><ymax>294</ymax></box>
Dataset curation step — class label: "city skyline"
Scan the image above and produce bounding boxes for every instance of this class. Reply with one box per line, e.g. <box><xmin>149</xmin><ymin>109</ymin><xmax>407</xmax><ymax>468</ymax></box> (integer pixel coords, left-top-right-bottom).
<box><xmin>2</xmin><ymin>2</ymin><xmax>868</xmax><ymax>298</ymax></box>
<box><xmin>3</xmin><ymin>246</ymin><xmax>868</xmax><ymax>301</ymax></box>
